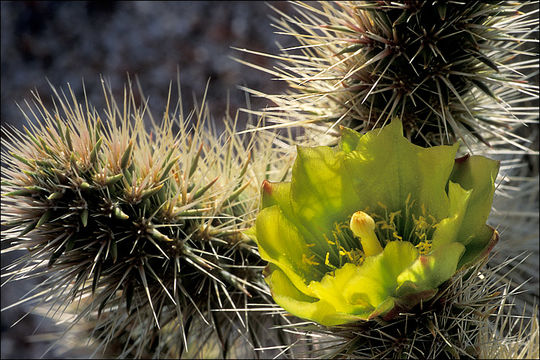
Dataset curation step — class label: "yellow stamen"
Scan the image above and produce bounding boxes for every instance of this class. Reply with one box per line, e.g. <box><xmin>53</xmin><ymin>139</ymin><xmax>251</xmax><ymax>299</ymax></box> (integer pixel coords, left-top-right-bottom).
<box><xmin>415</xmin><ymin>240</ymin><xmax>432</xmax><ymax>255</ymax></box>
<box><xmin>325</xmin><ymin>252</ymin><xmax>336</xmax><ymax>269</ymax></box>
<box><xmin>350</xmin><ymin>211</ymin><xmax>383</xmax><ymax>257</ymax></box>
<box><xmin>324</xmin><ymin>233</ymin><xmax>335</xmax><ymax>245</ymax></box>
<box><xmin>389</xmin><ymin>211</ymin><xmax>401</xmax><ymax>225</ymax></box>
<box><xmin>302</xmin><ymin>253</ymin><xmax>319</xmax><ymax>265</ymax></box>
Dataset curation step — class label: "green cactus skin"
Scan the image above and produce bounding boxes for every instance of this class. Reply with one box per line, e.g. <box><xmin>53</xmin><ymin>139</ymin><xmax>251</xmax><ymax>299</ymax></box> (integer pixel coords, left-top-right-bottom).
<box><xmin>1</xmin><ymin>81</ymin><xmax>294</xmax><ymax>358</ymax></box>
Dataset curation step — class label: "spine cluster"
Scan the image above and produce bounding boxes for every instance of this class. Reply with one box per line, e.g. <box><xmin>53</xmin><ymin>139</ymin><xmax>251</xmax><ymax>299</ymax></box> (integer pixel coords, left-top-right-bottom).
<box><xmin>1</xmin><ymin>83</ymin><xmax>293</xmax><ymax>358</ymax></box>
<box><xmin>240</xmin><ymin>1</ymin><xmax>538</xmax><ymax>148</ymax></box>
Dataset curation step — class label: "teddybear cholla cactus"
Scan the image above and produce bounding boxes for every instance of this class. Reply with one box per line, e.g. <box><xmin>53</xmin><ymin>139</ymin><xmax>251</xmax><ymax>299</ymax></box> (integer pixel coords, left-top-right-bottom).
<box><xmin>1</xmin><ymin>81</ymin><xmax>294</xmax><ymax>358</ymax></box>
<box><xmin>239</xmin><ymin>1</ymin><xmax>538</xmax><ymax>147</ymax></box>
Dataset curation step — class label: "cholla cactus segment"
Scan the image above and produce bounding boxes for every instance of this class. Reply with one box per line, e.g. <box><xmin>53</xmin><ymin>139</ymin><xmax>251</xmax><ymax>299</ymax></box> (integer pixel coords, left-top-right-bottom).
<box><xmin>238</xmin><ymin>1</ymin><xmax>539</xmax><ymax>148</ymax></box>
<box><xmin>1</xmin><ymin>80</ymin><xmax>295</xmax><ymax>358</ymax></box>
<box><xmin>250</xmin><ymin>119</ymin><xmax>499</xmax><ymax>326</ymax></box>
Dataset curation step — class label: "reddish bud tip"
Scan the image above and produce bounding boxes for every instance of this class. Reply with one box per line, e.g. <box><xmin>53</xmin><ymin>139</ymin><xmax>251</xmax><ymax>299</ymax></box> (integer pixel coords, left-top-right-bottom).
<box><xmin>262</xmin><ymin>180</ymin><xmax>273</xmax><ymax>195</ymax></box>
<box><xmin>455</xmin><ymin>154</ymin><xmax>470</xmax><ymax>164</ymax></box>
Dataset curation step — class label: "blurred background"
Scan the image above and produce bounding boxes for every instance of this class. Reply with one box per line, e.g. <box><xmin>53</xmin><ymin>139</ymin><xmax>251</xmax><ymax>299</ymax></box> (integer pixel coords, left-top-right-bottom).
<box><xmin>1</xmin><ymin>1</ymin><xmax>294</xmax><ymax>358</ymax></box>
<box><xmin>1</xmin><ymin>1</ymin><xmax>294</xmax><ymax>130</ymax></box>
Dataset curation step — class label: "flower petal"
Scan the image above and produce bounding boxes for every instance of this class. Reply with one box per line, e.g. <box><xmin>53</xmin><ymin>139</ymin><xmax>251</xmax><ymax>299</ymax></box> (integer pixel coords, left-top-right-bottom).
<box><xmin>458</xmin><ymin>225</ymin><xmax>498</xmax><ymax>269</ymax></box>
<box><xmin>431</xmin><ymin>181</ymin><xmax>471</xmax><ymax>250</ymax></box>
<box><xmin>261</xmin><ymin>180</ymin><xmax>292</xmax><ymax>212</ymax></box>
<box><xmin>397</xmin><ymin>241</ymin><xmax>465</xmax><ymax>296</ymax></box>
<box><xmin>339</xmin><ymin>126</ymin><xmax>362</xmax><ymax>153</ymax></box>
<box><xmin>266</xmin><ymin>265</ymin><xmax>362</xmax><ymax>326</ymax></box>
<box><xmin>344</xmin><ymin>241</ymin><xmax>419</xmax><ymax>308</ymax></box>
<box><xmin>308</xmin><ymin>241</ymin><xmax>419</xmax><ymax>323</ymax></box>
<box><xmin>291</xmin><ymin>145</ymin><xmax>356</xmax><ymax>235</ymax></box>
<box><xmin>260</xmin><ymin>180</ymin><xmax>332</xmax><ymax>258</ymax></box>
<box><xmin>255</xmin><ymin>205</ymin><xmax>326</xmax><ymax>296</ymax></box>
<box><xmin>450</xmin><ymin>155</ymin><xmax>499</xmax><ymax>244</ymax></box>
<box><xmin>309</xmin><ymin>263</ymin><xmax>376</xmax><ymax>315</ymax></box>
<box><xmin>342</xmin><ymin>119</ymin><xmax>459</xmax><ymax>220</ymax></box>
<box><xmin>449</xmin><ymin>155</ymin><xmax>499</xmax><ymax>265</ymax></box>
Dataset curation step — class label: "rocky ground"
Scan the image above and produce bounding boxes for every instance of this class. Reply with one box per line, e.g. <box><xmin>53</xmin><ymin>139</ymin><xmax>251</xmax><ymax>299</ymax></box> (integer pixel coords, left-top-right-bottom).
<box><xmin>1</xmin><ymin>1</ymin><xmax>294</xmax><ymax>358</ymax></box>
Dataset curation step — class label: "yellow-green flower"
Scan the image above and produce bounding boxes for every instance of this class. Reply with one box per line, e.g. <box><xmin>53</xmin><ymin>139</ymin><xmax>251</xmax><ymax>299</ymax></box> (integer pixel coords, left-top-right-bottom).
<box><xmin>251</xmin><ymin>119</ymin><xmax>499</xmax><ymax>326</ymax></box>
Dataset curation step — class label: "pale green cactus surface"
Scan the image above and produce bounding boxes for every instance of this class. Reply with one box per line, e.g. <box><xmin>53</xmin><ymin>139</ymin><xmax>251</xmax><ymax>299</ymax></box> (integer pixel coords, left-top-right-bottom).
<box><xmin>251</xmin><ymin>119</ymin><xmax>500</xmax><ymax>326</ymax></box>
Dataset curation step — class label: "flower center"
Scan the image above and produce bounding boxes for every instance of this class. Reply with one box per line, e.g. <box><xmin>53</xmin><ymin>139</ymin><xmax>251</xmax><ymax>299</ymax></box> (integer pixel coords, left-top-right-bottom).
<box><xmin>317</xmin><ymin>198</ymin><xmax>438</xmax><ymax>272</ymax></box>
<box><xmin>370</xmin><ymin>197</ymin><xmax>438</xmax><ymax>255</ymax></box>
